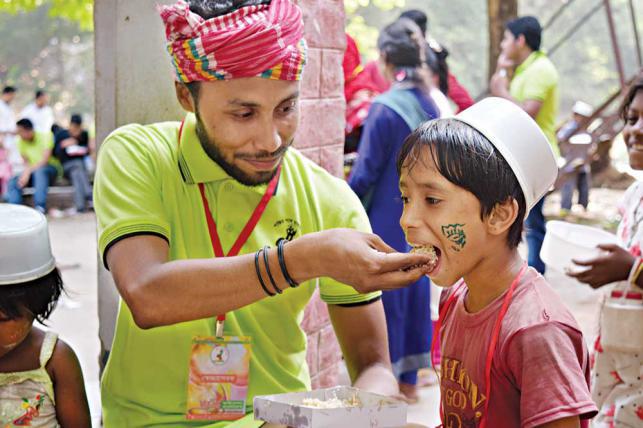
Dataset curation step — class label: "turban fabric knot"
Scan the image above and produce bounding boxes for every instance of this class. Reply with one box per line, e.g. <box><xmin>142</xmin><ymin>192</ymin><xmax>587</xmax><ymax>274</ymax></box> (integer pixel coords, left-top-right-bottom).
<box><xmin>158</xmin><ymin>0</ymin><xmax>307</xmax><ymax>82</ymax></box>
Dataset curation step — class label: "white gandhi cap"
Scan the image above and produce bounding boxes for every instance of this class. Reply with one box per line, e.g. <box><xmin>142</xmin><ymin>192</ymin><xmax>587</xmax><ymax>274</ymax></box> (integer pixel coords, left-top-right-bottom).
<box><xmin>451</xmin><ymin>97</ymin><xmax>558</xmax><ymax>212</ymax></box>
<box><xmin>0</xmin><ymin>203</ymin><xmax>56</xmax><ymax>285</ymax></box>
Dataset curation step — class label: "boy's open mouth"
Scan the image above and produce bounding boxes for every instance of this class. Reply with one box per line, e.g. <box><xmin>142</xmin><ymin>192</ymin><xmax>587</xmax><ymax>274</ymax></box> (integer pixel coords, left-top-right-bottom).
<box><xmin>406</xmin><ymin>244</ymin><xmax>441</xmax><ymax>274</ymax></box>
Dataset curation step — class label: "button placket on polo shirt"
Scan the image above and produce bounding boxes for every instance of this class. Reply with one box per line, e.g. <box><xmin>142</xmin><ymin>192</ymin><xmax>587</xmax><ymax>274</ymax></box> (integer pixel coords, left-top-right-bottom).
<box><xmin>217</xmin><ymin>179</ymin><xmax>241</xmax><ymax>249</ymax></box>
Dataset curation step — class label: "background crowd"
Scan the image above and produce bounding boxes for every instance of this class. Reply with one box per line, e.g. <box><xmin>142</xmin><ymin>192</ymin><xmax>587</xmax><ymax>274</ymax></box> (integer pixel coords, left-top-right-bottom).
<box><xmin>0</xmin><ymin>86</ymin><xmax>94</xmax><ymax>215</ymax></box>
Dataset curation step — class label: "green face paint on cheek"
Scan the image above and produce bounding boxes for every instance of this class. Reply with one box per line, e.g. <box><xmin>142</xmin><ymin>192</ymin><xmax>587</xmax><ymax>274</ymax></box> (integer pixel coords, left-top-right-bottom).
<box><xmin>441</xmin><ymin>223</ymin><xmax>466</xmax><ymax>251</ymax></box>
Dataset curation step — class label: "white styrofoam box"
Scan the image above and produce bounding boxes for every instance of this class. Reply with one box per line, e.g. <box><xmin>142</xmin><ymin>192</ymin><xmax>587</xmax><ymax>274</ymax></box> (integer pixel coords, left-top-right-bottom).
<box><xmin>254</xmin><ymin>386</ymin><xmax>407</xmax><ymax>428</ymax></box>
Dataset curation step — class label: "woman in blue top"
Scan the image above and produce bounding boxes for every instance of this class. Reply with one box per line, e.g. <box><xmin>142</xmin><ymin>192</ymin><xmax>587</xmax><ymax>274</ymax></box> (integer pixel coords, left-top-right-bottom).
<box><xmin>348</xmin><ymin>18</ymin><xmax>439</xmax><ymax>402</ymax></box>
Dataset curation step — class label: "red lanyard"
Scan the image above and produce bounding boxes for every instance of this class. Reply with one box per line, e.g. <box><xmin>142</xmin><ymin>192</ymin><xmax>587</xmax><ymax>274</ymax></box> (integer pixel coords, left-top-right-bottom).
<box><xmin>197</xmin><ymin>171</ymin><xmax>280</xmax><ymax>259</ymax></box>
<box><xmin>430</xmin><ymin>263</ymin><xmax>528</xmax><ymax>428</ymax></box>
<box><xmin>197</xmin><ymin>170</ymin><xmax>280</xmax><ymax>332</ymax></box>
<box><xmin>177</xmin><ymin>120</ymin><xmax>280</xmax><ymax>333</ymax></box>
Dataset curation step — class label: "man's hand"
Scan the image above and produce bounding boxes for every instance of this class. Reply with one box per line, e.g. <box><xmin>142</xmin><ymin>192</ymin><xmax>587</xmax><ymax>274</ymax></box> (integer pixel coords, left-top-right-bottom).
<box><xmin>490</xmin><ymin>71</ymin><xmax>510</xmax><ymax>98</ymax></box>
<box><xmin>567</xmin><ymin>244</ymin><xmax>634</xmax><ymax>288</ymax></box>
<box><xmin>495</xmin><ymin>53</ymin><xmax>514</xmax><ymax>72</ymax></box>
<box><xmin>352</xmin><ymin>364</ymin><xmax>400</xmax><ymax>398</ymax></box>
<box><xmin>18</xmin><ymin>170</ymin><xmax>31</xmax><ymax>188</ymax></box>
<box><xmin>302</xmin><ymin>229</ymin><xmax>433</xmax><ymax>293</ymax></box>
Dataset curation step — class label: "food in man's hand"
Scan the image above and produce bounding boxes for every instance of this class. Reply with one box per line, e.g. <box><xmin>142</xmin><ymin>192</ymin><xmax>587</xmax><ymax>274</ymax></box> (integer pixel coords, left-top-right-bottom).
<box><xmin>410</xmin><ymin>245</ymin><xmax>439</xmax><ymax>269</ymax></box>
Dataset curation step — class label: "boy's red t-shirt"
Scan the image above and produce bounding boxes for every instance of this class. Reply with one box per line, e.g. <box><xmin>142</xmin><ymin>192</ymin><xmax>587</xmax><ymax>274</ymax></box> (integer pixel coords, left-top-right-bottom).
<box><xmin>437</xmin><ymin>268</ymin><xmax>598</xmax><ymax>428</ymax></box>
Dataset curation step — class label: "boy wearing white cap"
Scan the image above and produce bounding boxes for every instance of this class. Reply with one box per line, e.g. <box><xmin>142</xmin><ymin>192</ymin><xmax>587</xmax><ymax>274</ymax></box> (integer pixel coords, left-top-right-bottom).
<box><xmin>397</xmin><ymin>98</ymin><xmax>597</xmax><ymax>427</ymax></box>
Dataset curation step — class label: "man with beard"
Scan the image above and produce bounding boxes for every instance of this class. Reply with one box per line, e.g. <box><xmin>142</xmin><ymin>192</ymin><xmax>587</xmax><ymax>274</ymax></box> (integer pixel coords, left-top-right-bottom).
<box><xmin>93</xmin><ymin>0</ymin><xmax>433</xmax><ymax>426</ymax></box>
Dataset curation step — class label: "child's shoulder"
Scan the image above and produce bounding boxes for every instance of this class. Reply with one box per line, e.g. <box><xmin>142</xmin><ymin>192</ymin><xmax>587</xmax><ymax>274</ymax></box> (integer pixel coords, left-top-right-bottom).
<box><xmin>46</xmin><ymin>334</ymin><xmax>81</xmax><ymax>382</ymax></box>
<box><xmin>504</xmin><ymin>268</ymin><xmax>582</xmax><ymax>335</ymax></box>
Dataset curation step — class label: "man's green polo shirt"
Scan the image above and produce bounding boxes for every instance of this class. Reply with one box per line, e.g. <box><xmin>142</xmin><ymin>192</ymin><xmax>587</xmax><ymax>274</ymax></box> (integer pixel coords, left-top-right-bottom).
<box><xmin>18</xmin><ymin>131</ymin><xmax>59</xmax><ymax>169</ymax></box>
<box><xmin>94</xmin><ymin>113</ymin><xmax>380</xmax><ymax>427</ymax></box>
<box><xmin>509</xmin><ymin>50</ymin><xmax>560</xmax><ymax>156</ymax></box>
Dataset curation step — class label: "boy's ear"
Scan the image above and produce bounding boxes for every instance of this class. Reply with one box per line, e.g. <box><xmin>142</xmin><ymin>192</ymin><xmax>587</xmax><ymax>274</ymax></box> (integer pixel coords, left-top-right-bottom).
<box><xmin>486</xmin><ymin>198</ymin><xmax>519</xmax><ymax>237</ymax></box>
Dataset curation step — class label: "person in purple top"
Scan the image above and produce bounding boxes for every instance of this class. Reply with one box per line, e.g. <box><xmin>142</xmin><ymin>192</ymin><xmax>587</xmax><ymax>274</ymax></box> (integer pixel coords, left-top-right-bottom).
<box><xmin>348</xmin><ymin>18</ymin><xmax>439</xmax><ymax>402</ymax></box>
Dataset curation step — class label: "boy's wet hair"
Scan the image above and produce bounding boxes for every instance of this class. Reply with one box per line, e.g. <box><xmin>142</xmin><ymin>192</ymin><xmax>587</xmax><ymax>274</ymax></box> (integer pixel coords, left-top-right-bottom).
<box><xmin>397</xmin><ymin>119</ymin><xmax>526</xmax><ymax>248</ymax></box>
<box><xmin>0</xmin><ymin>268</ymin><xmax>63</xmax><ymax>324</ymax></box>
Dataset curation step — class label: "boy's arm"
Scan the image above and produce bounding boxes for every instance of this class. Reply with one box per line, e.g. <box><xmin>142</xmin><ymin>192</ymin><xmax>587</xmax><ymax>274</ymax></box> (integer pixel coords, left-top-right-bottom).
<box><xmin>50</xmin><ymin>339</ymin><xmax>91</xmax><ymax>427</ymax></box>
<box><xmin>537</xmin><ymin>416</ymin><xmax>581</xmax><ymax>428</ymax></box>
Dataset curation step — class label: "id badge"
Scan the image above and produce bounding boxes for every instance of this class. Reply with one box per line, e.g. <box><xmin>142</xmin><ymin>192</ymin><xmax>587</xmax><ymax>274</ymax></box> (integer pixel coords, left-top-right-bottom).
<box><xmin>186</xmin><ymin>335</ymin><xmax>251</xmax><ymax>421</ymax></box>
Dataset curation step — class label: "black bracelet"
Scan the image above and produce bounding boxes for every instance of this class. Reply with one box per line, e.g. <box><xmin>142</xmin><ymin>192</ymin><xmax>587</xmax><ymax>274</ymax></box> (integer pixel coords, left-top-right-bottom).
<box><xmin>262</xmin><ymin>245</ymin><xmax>282</xmax><ymax>294</ymax></box>
<box><xmin>255</xmin><ymin>248</ymin><xmax>275</xmax><ymax>297</ymax></box>
<box><xmin>278</xmin><ymin>239</ymin><xmax>299</xmax><ymax>288</ymax></box>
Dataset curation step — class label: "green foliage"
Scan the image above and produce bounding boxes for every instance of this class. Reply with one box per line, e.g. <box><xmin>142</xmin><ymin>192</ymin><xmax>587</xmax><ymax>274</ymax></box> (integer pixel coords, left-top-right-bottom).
<box><xmin>0</xmin><ymin>3</ymin><xmax>94</xmax><ymax>121</ymax></box>
<box><xmin>0</xmin><ymin>0</ymin><xmax>93</xmax><ymax>30</ymax></box>
<box><xmin>345</xmin><ymin>0</ymin><xmax>406</xmax><ymax>60</ymax></box>
<box><xmin>346</xmin><ymin>15</ymin><xmax>380</xmax><ymax>60</ymax></box>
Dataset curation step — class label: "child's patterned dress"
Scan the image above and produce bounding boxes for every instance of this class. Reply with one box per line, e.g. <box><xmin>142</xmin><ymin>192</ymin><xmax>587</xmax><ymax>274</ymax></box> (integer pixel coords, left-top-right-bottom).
<box><xmin>0</xmin><ymin>332</ymin><xmax>59</xmax><ymax>427</ymax></box>
<box><xmin>592</xmin><ymin>181</ymin><xmax>643</xmax><ymax>427</ymax></box>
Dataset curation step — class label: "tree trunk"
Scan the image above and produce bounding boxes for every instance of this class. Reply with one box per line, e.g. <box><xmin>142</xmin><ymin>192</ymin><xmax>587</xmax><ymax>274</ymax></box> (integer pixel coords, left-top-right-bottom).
<box><xmin>487</xmin><ymin>0</ymin><xmax>518</xmax><ymax>81</ymax></box>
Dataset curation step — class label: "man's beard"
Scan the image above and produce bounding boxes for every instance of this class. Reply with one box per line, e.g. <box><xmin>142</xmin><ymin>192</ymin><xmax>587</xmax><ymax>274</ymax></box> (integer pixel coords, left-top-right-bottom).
<box><xmin>194</xmin><ymin>111</ymin><xmax>291</xmax><ymax>186</ymax></box>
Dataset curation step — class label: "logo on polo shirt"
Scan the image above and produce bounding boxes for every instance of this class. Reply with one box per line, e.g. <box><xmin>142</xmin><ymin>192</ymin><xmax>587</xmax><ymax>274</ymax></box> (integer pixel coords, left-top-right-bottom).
<box><xmin>273</xmin><ymin>218</ymin><xmax>300</xmax><ymax>244</ymax></box>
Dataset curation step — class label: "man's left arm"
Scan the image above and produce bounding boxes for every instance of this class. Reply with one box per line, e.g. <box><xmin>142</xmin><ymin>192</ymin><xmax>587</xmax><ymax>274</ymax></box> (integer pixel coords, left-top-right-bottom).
<box><xmin>328</xmin><ymin>300</ymin><xmax>399</xmax><ymax>397</ymax></box>
<box><xmin>32</xmin><ymin>140</ymin><xmax>53</xmax><ymax>169</ymax></box>
<box><xmin>18</xmin><ymin>147</ymin><xmax>53</xmax><ymax>188</ymax></box>
<box><xmin>489</xmin><ymin>72</ymin><xmax>543</xmax><ymax>118</ymax></box>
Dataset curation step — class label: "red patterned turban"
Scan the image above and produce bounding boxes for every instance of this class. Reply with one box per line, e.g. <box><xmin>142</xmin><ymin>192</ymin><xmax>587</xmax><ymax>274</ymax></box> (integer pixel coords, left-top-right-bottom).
<box><xmin>159</xmin><ymin>0</ymin><xmax>307</xmax><ymax>82</ymax></box>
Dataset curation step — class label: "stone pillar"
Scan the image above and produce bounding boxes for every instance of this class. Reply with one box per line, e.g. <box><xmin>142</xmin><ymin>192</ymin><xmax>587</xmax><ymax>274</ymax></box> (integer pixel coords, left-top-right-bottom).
<box><xmin>94</xmin><ymin>0</ymin><xmax>347</xmax><ymax>387</ymax></box>
<box><xmin>295</xmin><ymin>0</ymin><xmax>346</xmax><ymax>388</ymax></box>
<box><xmin>94</xmin><ymin>0</ymin><xmax>189</xmax><ymax>364</ymax></box>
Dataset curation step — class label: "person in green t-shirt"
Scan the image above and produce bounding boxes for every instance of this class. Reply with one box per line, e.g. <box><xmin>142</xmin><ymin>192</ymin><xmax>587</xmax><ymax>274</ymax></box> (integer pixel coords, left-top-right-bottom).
<box><xmin>93</xmin><ymin>1</ymin><xmax>433</xmax><ymax>426</ymax></box>
<box><xmin>489</xmin><ymin>15</ymin><xmax>560</xmax><ymax>274</ymax></box>
<box><xmin>6</xmin><ymin>118</ymin><xmax>58</xmax><ymax>214</ymax></box>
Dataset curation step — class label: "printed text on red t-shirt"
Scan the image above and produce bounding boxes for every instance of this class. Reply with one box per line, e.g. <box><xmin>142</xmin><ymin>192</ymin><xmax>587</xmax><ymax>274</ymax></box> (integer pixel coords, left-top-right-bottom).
<box><xmin>440</xmin><ymin>356</ymin><xmax>487</xmax><ymax>427</ymax></box>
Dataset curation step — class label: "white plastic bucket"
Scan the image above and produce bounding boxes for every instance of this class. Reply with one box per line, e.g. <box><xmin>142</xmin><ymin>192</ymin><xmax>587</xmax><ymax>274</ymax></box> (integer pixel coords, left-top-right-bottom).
<box><xmin>601</xmin><ymin>285</ymin><xmax>643</xmax><ymax>353</ymax></box>
<box><xmin>540</xmin><ymin>220</ymin><xmax>619</xmax><ymax>273</ymax></box>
